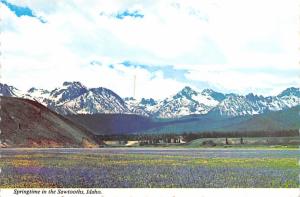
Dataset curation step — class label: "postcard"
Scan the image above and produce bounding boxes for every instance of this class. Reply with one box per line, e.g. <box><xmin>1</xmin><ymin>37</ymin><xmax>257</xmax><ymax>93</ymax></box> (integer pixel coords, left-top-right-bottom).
<box><xmin>0</xmin><ymin>0</ymin><xmax>299</xmax><ymax>196</ymax></box>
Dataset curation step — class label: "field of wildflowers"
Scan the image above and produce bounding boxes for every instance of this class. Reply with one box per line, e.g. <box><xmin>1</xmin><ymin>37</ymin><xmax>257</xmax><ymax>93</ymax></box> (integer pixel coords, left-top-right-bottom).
<box><xmin>0</xmin><ymin>148</ymin><xmax>298</xmax><ymax>188</ymax></box>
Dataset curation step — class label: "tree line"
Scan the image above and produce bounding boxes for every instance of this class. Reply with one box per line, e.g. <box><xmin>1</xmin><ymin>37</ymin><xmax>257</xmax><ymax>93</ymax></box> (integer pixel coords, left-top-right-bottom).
<box><xmin>94</xmin><ymin>129</ymin><xmax>298</xmax><ymax>143</ymax></box>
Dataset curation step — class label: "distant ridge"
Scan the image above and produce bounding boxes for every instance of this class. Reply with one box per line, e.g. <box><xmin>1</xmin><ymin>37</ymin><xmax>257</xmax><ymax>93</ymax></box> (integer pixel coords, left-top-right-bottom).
<box><xmin>67</xmin><ymin>106</ymin><xmax>300</xmax><ymax>135</ymax></box>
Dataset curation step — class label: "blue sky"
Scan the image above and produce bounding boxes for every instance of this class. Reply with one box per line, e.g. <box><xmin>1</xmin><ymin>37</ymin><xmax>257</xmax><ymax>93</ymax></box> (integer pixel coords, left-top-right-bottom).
<box><xmin>1</xmin><ymin>0</ymin><xmax>34</xmax><ymax>17</ymax></box>
<box><xmin>115</xmin><ymin>10</ymin><xmax>144</xmax><ymax>19</ymax></box>
<box><xmin>1</xmin><ymin>0</ymin><xmax>299</xmax><ymax>99</ymax></box>
<box><xmin>0</xmin><ymin>0</ymin><xmax>46</xmax><ymax>23</ymax></box>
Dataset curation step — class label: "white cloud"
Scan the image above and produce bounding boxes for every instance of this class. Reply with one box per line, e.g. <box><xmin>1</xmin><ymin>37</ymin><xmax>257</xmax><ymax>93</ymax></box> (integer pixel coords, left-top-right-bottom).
<box><xmin>1</xmin><ymin>0</ymin><xmax>299</xmax><ymax>98</ymax></box>
<box><xmin>186</xmin><ymin>68</ymin><xmax>299</xmax><ymax>96</ymax></box>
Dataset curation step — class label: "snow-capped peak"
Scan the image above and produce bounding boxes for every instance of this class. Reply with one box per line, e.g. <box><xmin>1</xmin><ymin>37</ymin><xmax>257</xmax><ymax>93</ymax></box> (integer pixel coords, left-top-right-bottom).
<box><xmin>173</xmin><ymin>86</ymin><xmax>198</xmax><ymax>99</ymax></box>
<box><xmin>140</xmin><ymin>98</ymin><xmax>157</xmax><ymax>106</ymax></box>
<box><xmin>0</xmin><ymin>83</ymin><xmax>22</xmax><ymax>97</ymax></box>
<box><xmin>24</xmin><ymin>87</ymin><xmax>50</xmax><ymax>105</ymax></box>
<box><xmin>27</xmin><ymin>87</ymin><xmax>50</xmax><ymax>95</ymax></box>
<box><xmin>201</xmin><ymin>88</ymin><xmax>214</xmax><ymax>94</ymax></box>
<box><xmin>245</xmin><ymin>93</ymin><xmax>262</xmax><ymax>101</ymax></box>
<box><xmin>62</xmin><ymin>81</ymin><xmax>85</xmax><ymax>88</ymax></box>
<box><xmin>211</xmin><ymin>88</ymin><xmax>300</xmax><ymax>117</ymax></box>
<box><xmin>27</xmin><ymin>87</ymin><xmax>38</xmax><ymax>93</ymax></box>
<box><xmin>278</xmin><ymin>87</ymin><xmax>300</xmax><ymax>97</ymax></box>
<box><xmin>153</xmin><ymin>86</ymin><xmax>222</xmax><ymax>118</ymax></box>
<box><xmin>44</xmin><ymin>82</ymin><xmax>129</xmax><ymax>115</ymax></box>
<box><xmin>50</xmin><ymin>81</ymin><xmax>88</xmax><ymax>104</ymax></box>
<box><xmin>1</xmin><ymin>82</ymin><xmax>300</xmax><ymax>119</ymax></box>
<box><xmin>201</xmin><ymin>89</ymin><xmax>226</xmax><ymax>102</ymax></box>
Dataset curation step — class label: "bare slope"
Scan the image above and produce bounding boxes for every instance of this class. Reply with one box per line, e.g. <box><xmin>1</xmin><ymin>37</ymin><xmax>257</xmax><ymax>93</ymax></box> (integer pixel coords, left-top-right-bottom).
<box><xmin>0</xmin><ymin>96</ymin><xmax>99</xmax><ymax>148</ymax></box>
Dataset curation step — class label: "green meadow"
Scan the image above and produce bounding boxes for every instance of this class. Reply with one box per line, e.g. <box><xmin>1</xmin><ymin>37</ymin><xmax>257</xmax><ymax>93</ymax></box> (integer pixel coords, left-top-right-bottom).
<box><xmin>0</xmin><ymin>148</ymin><xmax>299</xmax><ymax>188</ymax></box>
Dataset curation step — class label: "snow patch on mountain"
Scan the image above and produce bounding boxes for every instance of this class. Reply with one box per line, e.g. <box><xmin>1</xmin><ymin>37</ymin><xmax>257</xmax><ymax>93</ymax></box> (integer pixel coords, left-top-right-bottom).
<box><xmin>0</xmin><ymin>84</ymin><xmax>22</xmax><ymax>97</ymax></box>
<box><xmin>24</xmin><ymin>88</ymin><xmax>50</xmax><ymax>105</ymax></box>
<box><xmin>1</xmin><ymin>82</ymin><xmax>299</xmax><ymax>118</ymax></box>
<box><xmin>211</xmin><ymin>88</ymin><xmax>300</xmax><ymax>117</ymax></box>
<box><xmin>124</xmin><ymin>97</ymin><xmax>160</xmax><ymax>117</ymax></box>
<box><xmin>152</xmin><ymin>87</ymin><xmax>223</xmax><ymax>118</ymax></box>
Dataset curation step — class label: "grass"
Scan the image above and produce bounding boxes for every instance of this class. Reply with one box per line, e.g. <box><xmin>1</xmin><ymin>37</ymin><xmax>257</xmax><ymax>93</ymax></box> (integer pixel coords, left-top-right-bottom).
<box><xmin>0</xmin><ymin>149</ymin><xmax>299</xmax><ymax>188</ymax></box>
<box><xmin>185</xmin><ymin>136</ymin><xmax>300</xmax><ymax>149</ymax></box>
<box><xmin>1</xmin><ymin>153</ymin><xmax>298</xmax><ymax>168</ymax></box>
<box><xmin>136</xmin><ymin>144</ymin><xmax>299</xmax><ymax>150</ymax></box>
<box><xmin>103</xmin><ymin>136</ymin><xmax>300</xmax><ymax>149</ymax></box>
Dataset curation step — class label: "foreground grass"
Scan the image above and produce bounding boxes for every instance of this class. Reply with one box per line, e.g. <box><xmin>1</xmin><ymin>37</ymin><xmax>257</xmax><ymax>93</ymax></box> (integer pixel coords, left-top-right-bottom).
<box><xmin>1</xmin><ymin>153</ymin><xmax>298</xmax><ymax>168</ymax></box>
<box><xmin>0</xmin><ymin>151</ymin><xmax>299</xmax><ymax>188</ymax></box>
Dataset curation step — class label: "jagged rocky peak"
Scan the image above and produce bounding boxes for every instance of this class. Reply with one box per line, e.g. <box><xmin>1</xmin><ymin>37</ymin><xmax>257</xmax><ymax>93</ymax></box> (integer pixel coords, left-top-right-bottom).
<box><xmin>0</xmin><ymin>83</ymin><xmax>21</xmax><ymax>97</ymax></box>
<box><xmin>90</xmin><ymin>87</ymin><xmax>120</xmax><ymax>99</ymax></box>
<box><xmin>245</xmin><ymin>93</ymin><xmax>262</xmax><ymax>101</ymax></box>
<box><xmin>278</xmin><ymin>87</ymin><xmax>300</xmax><ymax>97</ymax></box>
<box><xmin>27</xmin><ymin>87</ymin><xmax>49</xmax><ymax>94</ymax></box>
<box><xmin>50</xmin><ymin>81</ymin><xmax>88</xmax><ymax>103</ymax></box>
<box><xmin>1</xmin><ymin>81</ymin><xmax>300</xmax><ymax>118</ymax></box>
<box><xmin>173</xmin><ymin>86</ymin><xmax>198</xmax><ymax>99</ymax></box>
<box><xmin>201</xmin><ymin>88</ymin><xmax>226</xmax><ymax>101</ymax></box>
<box><xmin>201</xmin><ymin>88</ymin><xmax>214</xmax><ymax>94</ymax></box>
<box><xmin>140</xmin><ymin>98</ymin><xmax>157</xmax><ymax>106</ymax></box>
<box><xmin>62</xmin><ymin>81</ymin><xmax>85</xmax><ymax>87</ymax></box>
<box><xmin>180</xmin><ymin>86</ymin><xmax>197</xmax><ymax>94</ymax></box>
<box><xmin>90</xmin><ymin>86</ymin><xmax>114</xmax><ymax>94</ymax></box>
<box><xmin>124</xmin><ymin>97</ymin><xmax>136</xmax><ymax>101</ymax></box>
<box><xmin>90</xmin><ymin>87</ymin><xmax>125</xmax><ymax>104</ymax></box>
<box><xmin>225</xmin><ymin>93</ymin><xmax>240</xmax><ymax>99</ymax></box>
<box><xmin>28</xmin><ymin>87</ymin><xmax>38</xmax><ymax>93</ymax></box>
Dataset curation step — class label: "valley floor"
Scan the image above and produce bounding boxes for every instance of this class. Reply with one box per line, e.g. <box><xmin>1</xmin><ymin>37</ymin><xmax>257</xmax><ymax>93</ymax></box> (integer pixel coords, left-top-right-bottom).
<box><xmin>0</xmin><ymin>148</ymin><xmax>299</xmax><ymax>188</ymax></box>
<box><xmin>102</xmin><ymin>136</ymin><xmax>300</xmax><ymax>149</ymax></box>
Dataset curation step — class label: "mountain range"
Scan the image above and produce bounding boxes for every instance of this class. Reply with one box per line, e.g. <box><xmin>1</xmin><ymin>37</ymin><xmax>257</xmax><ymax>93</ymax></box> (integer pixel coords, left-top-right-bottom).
<box><xmin>1</xmin><ymin>82</ymin><xmax>299</xmax><ymax>118</ymax></box>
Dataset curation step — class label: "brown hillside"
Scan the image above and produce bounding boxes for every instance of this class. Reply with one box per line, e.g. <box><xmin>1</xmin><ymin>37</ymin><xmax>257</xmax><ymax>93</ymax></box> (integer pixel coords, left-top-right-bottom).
<box><xmin>0</xmin><ymin>96</ymin><xmax>100</xmax><ymax>148</ymax></box>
